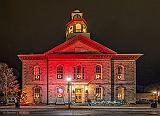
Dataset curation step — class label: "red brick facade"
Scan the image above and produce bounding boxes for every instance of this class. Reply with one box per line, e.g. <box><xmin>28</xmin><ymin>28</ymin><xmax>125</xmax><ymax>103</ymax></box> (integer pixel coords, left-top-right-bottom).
<box><xmin>18</xmin><ymin>10</ymin><xmax>142</xmax><ymax>105</ymax></box>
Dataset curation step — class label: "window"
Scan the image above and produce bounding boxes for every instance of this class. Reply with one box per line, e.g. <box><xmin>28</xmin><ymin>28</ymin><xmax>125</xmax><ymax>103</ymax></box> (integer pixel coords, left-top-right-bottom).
<box><xmin>96</xmin><ymin>88</ymin><xmax>102</xmax><ymax>99</ymax></box>
<box><xmin>34</xmin><ymin>87</ymin><xmax>41</xmax><ymax>100</ymax></box>
<box><xmin>83</xmin><ymin>25</ymin><xmax>87</xmax><ymax>33</ymax></box>
<box><xmin>117</xmin><ymin>87</ymin><xmax>125</xmax><ymax>100</ymax></box>
<box><xmin>76</xmin><ymin>65</ymin><xmax>81</xmax><ymax>79</ymax></box>
<box><xmin>76</xmin><ymin>24</ymin><xmax>82</xmax><ymax>32</ymax></box>
<box><xmin>57</xmin><ymin>65</ymin><xmax>63</xmax><ymax>79</ymax></box>
<box><xmin>69</xmin><ymin>26</ymin><xmax>73</xmax><ymax>34</ymax></box>
<box><xmin>34</xmin><ymin>66</ymin><xmax>40</xmax><ymax>80</ymax></box>
<box><xmin>57</xmin><ymin>88</ymin><xmax>64</xmax><ymax>98</ymax></box>
<box><xmin>95</xmin><ymin>65</ymin><xmax>102</xmax><ymax>79</ymax></box>
<box><xmin>117</xmin><ymin>65</ymin><xmax>124</xmax><ymax>80</ymax></box>
<box><xmin>74</xmin><ymin>66</ymin><xmax>84</xmax><ymax>79</ymax></box>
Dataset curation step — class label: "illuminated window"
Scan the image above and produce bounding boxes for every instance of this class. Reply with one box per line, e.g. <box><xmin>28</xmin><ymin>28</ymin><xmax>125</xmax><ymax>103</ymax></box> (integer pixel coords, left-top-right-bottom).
<box><xmin>117</xmin><ymin>65</ymin><xmax>124</xmax><ymax>80</ymax></box>
<box><xmin>83</xmin><ymin>25</ymin><xmax>87</xmax><ymax>33</ymax></box>
<box><xmin>95</xmin><ymin>65</ymin><xmax>102</xmax><ymax>79</ymax></box>
<box><xmin>57</xmin><ymin>65</ymin><xmax>63</xmax><ymax>79</ymax></box>
<box><xmin>76</xmin><ymin>24</ymin><xmax>82</xmax><ymax>32</ymax></box>
<box><xmin>117</xmin><ymin>87</ymin><xmax>125</xmax><ymax>100</ymax></box>
<box><xmin>74</xmin><ymin>66</ymin><xmax>84</xmax><ymax>79</ymax></box>
<box><xmin>34</xmin><ymin>87</ymin><xmax>41</xmax><ymax>100</ymax></box>
<box><xmin>34</xmin><ymin>66</ymin><xmax>40</xmax><ymax>80</ymax></box>
<box><xmin>69</xmin><ymin>26</ymin><xmax>73</xmax><ymax>34</ymax></box>
<box><xmin>57</xmin><ymin>88</ymin><xmax>64</xmax><ymax>98</ymax></box>
<box><xmin>96</xmin><ymin>87</ymin><xmax>102</xmax><ymax>99</ymax></box>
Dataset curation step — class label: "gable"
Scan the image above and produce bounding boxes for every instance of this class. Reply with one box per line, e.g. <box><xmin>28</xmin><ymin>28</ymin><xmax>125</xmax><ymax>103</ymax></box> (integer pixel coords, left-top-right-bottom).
<box><xmin>60</xmin><ymin>40</ymin><xmax>100</xmax><ymax>52</ymax></box>
<box><xmin>45</xmin><ymin>35</ymin><xmax>117</xmax><ymax>55</ymax></box>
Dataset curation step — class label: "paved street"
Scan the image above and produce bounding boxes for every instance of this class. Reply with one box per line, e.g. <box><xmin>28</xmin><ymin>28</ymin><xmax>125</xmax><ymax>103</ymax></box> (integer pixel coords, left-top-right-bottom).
<box><xmin>0</xmin><ymin>104</ymin><xmax>160</xmax><ymax>115</ymax></box>
<box><xmin>0</xmin><ymin>109</ymin><xmax>160</xmax><ymax>116</ymax></box>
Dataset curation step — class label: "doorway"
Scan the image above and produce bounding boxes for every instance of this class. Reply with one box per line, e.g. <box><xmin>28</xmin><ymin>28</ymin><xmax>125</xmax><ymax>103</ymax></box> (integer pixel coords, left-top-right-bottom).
<box><xmin>75</xmin><ymin>88</ymin><xmax>82</xmax><ymax>103</ymax></box>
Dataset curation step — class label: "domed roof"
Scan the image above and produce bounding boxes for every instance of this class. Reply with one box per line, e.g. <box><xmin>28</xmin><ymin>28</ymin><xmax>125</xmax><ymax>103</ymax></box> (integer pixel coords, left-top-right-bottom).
<box><xmin>73</xmin><ymin>10</ymin><xmax>81</xmax><ymax>13</ymax></box>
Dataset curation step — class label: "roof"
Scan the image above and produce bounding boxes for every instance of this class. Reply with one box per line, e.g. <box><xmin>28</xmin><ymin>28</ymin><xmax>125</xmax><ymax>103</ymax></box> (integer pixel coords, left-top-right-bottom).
<box><xmin>18</xmin><ymin>35</ymin><xmax>143</xmax><ymax>61</ymax></box>
<box><xmin>66</xmin><ymin>18</ymin><xmax>87</xmax><ymax>26</ymax></box>
<box><xmin>45</xmin><ymin>35</ymin><xmax>117</xmax><ymax>55</ymax></box>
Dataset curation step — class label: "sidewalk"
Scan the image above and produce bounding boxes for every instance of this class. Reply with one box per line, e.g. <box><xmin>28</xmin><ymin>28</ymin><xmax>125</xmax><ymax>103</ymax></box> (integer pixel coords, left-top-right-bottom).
<box><xmin>0</xmin><ymin>104</ymin><xmax>160</xmax><ymax>111</ymax></box>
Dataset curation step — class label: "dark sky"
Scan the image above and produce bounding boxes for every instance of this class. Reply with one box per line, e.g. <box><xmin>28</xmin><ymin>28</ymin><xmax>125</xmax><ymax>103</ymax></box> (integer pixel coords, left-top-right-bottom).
<box><xmin>0</xmin><ymin>0</ymin><xmax>160</xmax><ymax>86</ymax></box>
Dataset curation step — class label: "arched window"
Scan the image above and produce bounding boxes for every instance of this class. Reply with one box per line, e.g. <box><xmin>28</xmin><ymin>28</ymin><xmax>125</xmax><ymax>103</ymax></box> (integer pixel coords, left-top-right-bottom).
<box><xmin>117</xmin><ymin>87</ymin><xmax>125</xmax><ymax>101</ymax></box>
<box><xmin>76</xmin><ymin>24</ymin><xmax>82</xmax><ymax>32</ymax></box>
<box><xmin>57</xmin><ymin>87</ymin><xmax>64</xmax><ymax>98</ymax></box>
<box><xmin>117</xmin><ymin>65</ymin><xmax>124</xmax><ymax>80</ymax></box>
<box><xmin>118</xmin><ymin>66</ymin><xmax>122</xmax><ymax>74</ymax></box>
<box><xmin>95</xmin><ymin>87</ymin><xmax>103</xmax><ymax>100</ymax></box>
<box><xmin>95</xmin><ymin>65</ymin><xmax>102</xmax><ymax>79</ymax></box>
<box><xmin>76</xmin><ymin>65</ymin><xmax>81</xmax><ymax>79</ymax></box>
<box><xmin>73</xmin><ymin>65</ymin><xmax>84</xmax><ymax>79</ymax></box>
<box><xmin>33</xmin><ymin>87</ymin><xmax>41</xmax><ymax>103</ymax></box>
<box><xmin>34</xmin><ymin>66</ymin><xmax>40</xmax><ymax>80</ymax></box>
<box><xmin>68</xmin><ymin>26</ymin><xmax>73</xmax><ymax>34</ymax></box>
<box><xmin>83</xmin><ymin>25</ymin><xmax>87</xmax><ymax>33</ymax></box>
<box><xmin>57</xmin><ymin>65</ymin><xmax>63</xmax><ymax>79</ymax></box>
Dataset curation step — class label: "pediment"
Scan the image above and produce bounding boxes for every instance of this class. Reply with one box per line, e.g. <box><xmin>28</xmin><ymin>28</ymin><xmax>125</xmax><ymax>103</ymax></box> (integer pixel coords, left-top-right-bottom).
<box><xmin>45</xmin><ymin>35</ymin><xmax>116</xmax><ymax>55</ymax></box>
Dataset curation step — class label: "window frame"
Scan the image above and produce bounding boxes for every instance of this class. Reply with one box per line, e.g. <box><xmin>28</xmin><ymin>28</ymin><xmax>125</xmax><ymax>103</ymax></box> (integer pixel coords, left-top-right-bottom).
<box><xmin>73</xmin><ymin>65</ymin><xmax>84</xmax><ymax>79</ymax></box>
<box><xmin>95</xmin><ymin>87</ymin><xmax>103</xmax><ymax>99</ymax></box>
<box><xmin>33</xmin><ymin>87</ymin><xmax>41</xmax><ymax>100</ymax></box>
<box><xmin>57</xmin><ymin>65</ymin><xmax>63</xmax><ymax>79</ymax></box>
<box><xmin>95</xmin><ymin>65</ymin><xmax>102</xmax><ymax>79</ymax></box>
<box><xmin>75</xmin><ymin>24</ymin><xmax>82</xmax><ymax>32</ymax></box>
<box><xmin>117</xmin><ymin>87</ymin><xmax>125</xmax><ymax>101</ymax></box>
<box><xmin>34</xmin><ymin>66</ymin><xmax>41</xmax><ymax>80</ymax></box>
<box><xmin>117</xmin><ymin>65</ymin><xmax>124</xmax><ymax>80</ymax></box>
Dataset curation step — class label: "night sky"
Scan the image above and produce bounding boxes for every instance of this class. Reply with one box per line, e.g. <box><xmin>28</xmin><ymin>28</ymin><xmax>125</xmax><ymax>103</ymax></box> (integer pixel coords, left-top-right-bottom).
<box><xmin>0</xmin><ymin>0</ymin><xmax>160</xmax><ymax>87</ymax></box>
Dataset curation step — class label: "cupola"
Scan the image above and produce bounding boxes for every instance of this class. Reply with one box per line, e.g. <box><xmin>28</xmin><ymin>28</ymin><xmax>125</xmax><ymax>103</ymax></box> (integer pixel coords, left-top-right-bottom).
<box><xmin>65</xmin><ymin>10</ymin><xmax>90</xmax><ymax>40</ymax></box>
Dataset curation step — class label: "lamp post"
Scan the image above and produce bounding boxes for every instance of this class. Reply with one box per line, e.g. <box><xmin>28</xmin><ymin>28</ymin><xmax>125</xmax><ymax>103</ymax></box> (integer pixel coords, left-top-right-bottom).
<box><xmin>67</xmin><ymin>76</ymin><xmax>71</xmax><ymax>109</ymax></box>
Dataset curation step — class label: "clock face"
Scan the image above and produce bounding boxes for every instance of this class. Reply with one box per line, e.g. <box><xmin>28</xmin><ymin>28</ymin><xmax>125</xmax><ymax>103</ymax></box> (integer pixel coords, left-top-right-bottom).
<box><xmin>73</xmin><ymin>14</ymin><xmax>81</xmax><ymax>19</ymax></box>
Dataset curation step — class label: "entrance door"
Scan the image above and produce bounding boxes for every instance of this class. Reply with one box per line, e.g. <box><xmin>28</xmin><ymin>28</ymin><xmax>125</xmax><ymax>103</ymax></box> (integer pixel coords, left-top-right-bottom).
<box><xmin>75</xmin><ymin>88</ymin><xmax>82</xmax><ymax>103</ymax></box>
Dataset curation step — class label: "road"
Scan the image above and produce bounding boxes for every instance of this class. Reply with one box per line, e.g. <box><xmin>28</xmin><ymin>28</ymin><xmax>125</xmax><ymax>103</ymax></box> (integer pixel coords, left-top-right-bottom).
<box><xmin>0</xmin><ymin>109</ymin><xmax>160</xmax><ymax>116</ymax></box>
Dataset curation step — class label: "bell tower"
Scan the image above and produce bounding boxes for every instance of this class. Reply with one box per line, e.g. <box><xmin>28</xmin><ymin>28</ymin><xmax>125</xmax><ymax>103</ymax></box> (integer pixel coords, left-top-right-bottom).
<box><xmin>66</xmin><ymin>10</ymin><xmax>90</xmax><ymax>40</ymax></box>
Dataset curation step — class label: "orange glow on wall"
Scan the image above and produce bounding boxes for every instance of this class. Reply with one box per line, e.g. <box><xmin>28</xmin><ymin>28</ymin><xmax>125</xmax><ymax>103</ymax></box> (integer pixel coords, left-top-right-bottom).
<box><xmin>20</xmin><ymin>86</ymin><xmax>33</xmax><ymax>105</ymax></box>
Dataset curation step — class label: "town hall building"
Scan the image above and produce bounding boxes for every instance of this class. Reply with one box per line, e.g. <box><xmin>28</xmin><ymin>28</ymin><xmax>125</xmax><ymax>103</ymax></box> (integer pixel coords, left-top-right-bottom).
<box><xmin>18</xmin><ymin>10</ymin><xmax>142</xmax><ymax>105</ymax></box>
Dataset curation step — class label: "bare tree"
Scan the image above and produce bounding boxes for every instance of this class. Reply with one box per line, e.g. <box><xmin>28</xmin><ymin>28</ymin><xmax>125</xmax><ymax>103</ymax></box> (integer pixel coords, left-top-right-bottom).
<box><xmin>0</xmin><ymin>63</ymin><xmax>19</xmax><ymax>100</ymax></box>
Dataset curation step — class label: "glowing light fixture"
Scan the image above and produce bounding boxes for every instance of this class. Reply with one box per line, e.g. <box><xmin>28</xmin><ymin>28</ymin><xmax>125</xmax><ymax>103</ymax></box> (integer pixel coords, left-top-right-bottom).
<box><xmin>67</xmin><ymin>76</ymin><xmax>72</xmax><ymax>82</ymax></box>
<box><xmin>153</xmin><ymin>91</ymin><xmax>157</xmax><ymax>94</ymax></box>
<box><xmin>58</xmin><ymin>88</ymin><xmax>63</xmax><ymax>93</ymax></box>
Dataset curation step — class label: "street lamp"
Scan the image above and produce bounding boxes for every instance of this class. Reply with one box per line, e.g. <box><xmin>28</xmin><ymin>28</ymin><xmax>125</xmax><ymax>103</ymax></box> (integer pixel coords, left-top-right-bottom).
<box><xmin>153</xmin><ymin>91</ymin><xmax>158</xmax><ymax>101</ymax></box>
<box><xmin>67</xmin><ymin>76</ymin><xmax>71</xmax><ymax>109</ymax></box>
